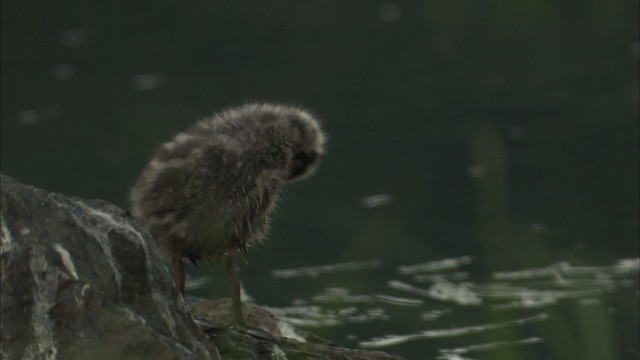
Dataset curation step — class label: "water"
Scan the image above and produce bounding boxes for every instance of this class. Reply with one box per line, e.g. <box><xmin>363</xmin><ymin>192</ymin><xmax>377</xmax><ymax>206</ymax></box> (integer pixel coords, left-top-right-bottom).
<box><xmin>1</xmin><ymin>1</ymin><xmax>638</xmax><ymax>359</ymax></box>
<box><xmin>185</xmin><ymin>256</ymin><xmax>638</xmax><ymax>359</ymax></box>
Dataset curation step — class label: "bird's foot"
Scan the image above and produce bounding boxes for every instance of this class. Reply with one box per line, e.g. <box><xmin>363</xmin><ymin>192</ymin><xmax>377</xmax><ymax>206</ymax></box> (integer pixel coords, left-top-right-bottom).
<box><xmin>195</xmin><ymin>314</ymin><xmax>281</xmax><ymax>344</ymax></box>
<box><xmin>235</xmin><ymin>324</ymin><xmax>282</xmax><ymax>345</ymax></box>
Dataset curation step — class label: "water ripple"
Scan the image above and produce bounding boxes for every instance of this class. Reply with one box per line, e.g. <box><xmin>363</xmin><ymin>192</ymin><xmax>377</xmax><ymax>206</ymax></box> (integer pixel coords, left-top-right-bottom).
<box><xmin>437</xmin><ymin>337</ymin><xmax>544</xmax><ymax>359</ymax></box>
<box><xmin>359</xmin><ymin>313</ymin><xmax>548</xmax><ymax>348</ymax></box>
<box><xmin>398</xmin><ymin>256</ymin><xmax>472</xmax><ymax>274</ymax></box>
<box><xmin>271</xmin><ymin>259</ymin><xmax>383</xmax><ymax>279</ymax></box>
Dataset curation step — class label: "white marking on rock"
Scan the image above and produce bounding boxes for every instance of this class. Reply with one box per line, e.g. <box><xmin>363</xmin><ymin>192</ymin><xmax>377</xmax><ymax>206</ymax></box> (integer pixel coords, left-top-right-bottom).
<box><xmin>79</xmin><ymin>283</ymin><xmax>90</xmax><ymax>297</ymax></box>
<box><xmin>278</xmin><ymin>320</ymin><xmax>306</xmax><ymax>343</ymax></box>
<box><xmin>75</xmin><ymin>202</ymin><xmax>179</xmax><ymax>337</ymax></box>
<box><xmin>0</xmin><ymin>214</ymin><xmax>13</xmax><ymax>255</ymax></box>
<box><xmin>52</xmin><ymin>199</ymin><xmax>123</xmax><ymax>298</ymax></box>
<box><xmin>52</xmin><ymin>243</ymin><xmax>79</xmax><ymax>280</ymax></box>
<box><xmin>25</xmin><ymin>245</ymin><xmax>58</xmax><ymax>360</ymax></box>
<box><xmin>152</xmin><ymin>291</ymin><xmax>178</xmax><ymax>337</ymax></box>
<box><xmin>122</xmin><ymin>307</ymin><xmax>148</xmax><ymax>325</ymax></box>
<box><xmin>20</xmin><ymin>227</ymin><xmax>31</xmax><ymax>236</ymax></box>
<box><xmin>271</xmin><ymin>344</ymin><xmax>288</xmax><ymax>359</ymax></box>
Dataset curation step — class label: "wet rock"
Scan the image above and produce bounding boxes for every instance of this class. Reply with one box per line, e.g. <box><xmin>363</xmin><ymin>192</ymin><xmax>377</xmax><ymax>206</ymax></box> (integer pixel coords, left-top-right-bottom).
<box><xmin>0</xmin><ymin>174</ymin><xmax>218</xmax><ymax>360</ymax></box>
<box><xmin>190</xmin><ymin>299</ymin><xmax>405</xmax><ymax>360</ymax></box>
<box><xmin>1</xmin><ymin>174</ymin><xmax>404</xmax><ymax>359</ymax></box>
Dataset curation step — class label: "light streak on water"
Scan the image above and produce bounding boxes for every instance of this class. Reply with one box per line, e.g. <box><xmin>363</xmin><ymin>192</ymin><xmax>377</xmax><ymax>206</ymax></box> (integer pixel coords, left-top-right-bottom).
<box><xmin>266</xmin><ymin>303</ymin><xmax>390</xmax><ymax>328</ymax></box>
<box><xmin>130</xmin><ymin>72</ymin><xmax>166</xmax><ymax>91</ymax></box>
<box><xmin>191</xmin><ymin>256</ymin><xmax>637</xmax><ymax>354</ymax></box>
<box><xmin>359</xmin><ymin>194</ymin><xmax>393</xmax><ymax>208</ymax></box>
<box><xmin>492</xmin><ymin>258</ymin><xmax>639</xmax><ymax>281</ymax></box>
<box><xmin>413</xmin><ymin>271</ymin><xmax>469</xmax><ymax>283</ymax></box>
<box><xmin>388</xmin><ymin>280</ymin><xmax>482</xmax><ymax>306</ymax></box>
<box><xmin>437</xmin><ymin>337</ymin><xmax>544</xmax><ymax>359</ymax></box>
<box><xmin>398</xmin><ymin>256</ymin><xmax>473</xmax><ymax>274</ymax></box>
<box><xmin>271</xmin><ymin>259</ymin><xmax>383</xmax><ymax>279</ymax></box>
<box><xmin>359</xmin><ymin>313</ymin><xmax>549</xmax><ymax>348</ymax></box>
<box><xmin>373</xmin><ymin>294</ymin><xmax>424</xmax><ymax>306</ymax></box>
<box><xmin>307</xmin><ymin>287</ymin><xmax>424</xmax><ymax>306</ymax></box>
<box><xmin>311</xmin><ymin>287</ymin><xmax>373</xmax><ymax>304</ymax></box>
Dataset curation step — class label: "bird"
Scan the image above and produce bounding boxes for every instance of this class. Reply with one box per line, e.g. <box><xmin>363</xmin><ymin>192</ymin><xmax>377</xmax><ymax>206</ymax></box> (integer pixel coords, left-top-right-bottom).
<box><xmin>129</xmin><ymin>103</ymin><xmax>325</xmax><ymax>324</ymax></box>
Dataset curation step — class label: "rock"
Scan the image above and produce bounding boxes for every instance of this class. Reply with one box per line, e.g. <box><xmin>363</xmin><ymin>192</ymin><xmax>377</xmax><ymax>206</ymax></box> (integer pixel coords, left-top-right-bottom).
<box><xmin>0</xmin><ymin>174</ymin><xmax>218</xmax><ymax>360</ymax></box>
<box><xmin>0</xmin><ymin>174</ymin><xmax>404</xmax><ymax>360</ymax></box>
<box><xmin>189</xmin><ymin>299</ymin><xmax>405</xmax><ymax>360</ymax></box>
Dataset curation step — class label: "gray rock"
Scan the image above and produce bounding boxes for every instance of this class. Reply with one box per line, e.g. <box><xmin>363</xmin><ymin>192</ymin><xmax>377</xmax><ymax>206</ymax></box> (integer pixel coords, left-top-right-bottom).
<box><xmin>189</xmin><ymin>299</ymin><xmax>405</xmax><ymax>360</ymax></box>
<box><xmin>1</xmin><ymin>174</ymin><xmax>218</xmax><ymax>360</ymax></box>
<box><xmin>1</xmin><ymin>174</ymin><xmax>403</xmax><ymax>360</ymax></box>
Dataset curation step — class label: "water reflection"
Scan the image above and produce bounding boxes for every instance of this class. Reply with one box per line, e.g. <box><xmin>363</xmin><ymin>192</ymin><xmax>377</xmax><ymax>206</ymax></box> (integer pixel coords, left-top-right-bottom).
<box><xmin>398</xmin><ymin>256</ymin><xmax>472</xmax><ymax>274</ymax></box>
<box><xmin>360</xmin><ymin>313</ymin><xmax>548</xmax><ymax>348</ymax></box>
<box><xmin>187</xmin><ymin>256</ymin><xmax>639</xmax><ymax>356</ymax></box>
<box><xmin>359</xmin><ymin>194</ymin><xmax>394</xmax><ymax>208</ymax></box>
<box><xmin>58</xmin><ymin>28</ymin><xmax>89</xmax><ymax>48</ymax></box>
<box><xmin>51</xmin><ymin>64</ymin><xmax>75</xmax><ymax>81</ymax></box>
<box><xmin>16</xmin><ymin>105</ymin><xmax>62</xmax><ymax>126</ymax></box>
<box><xmin>437</xmin><ymin>337</ymin><xmax>544</xmax><ymax>360</ymax></box>
<box><xmin>389</xmin><ymin>280</ymin><xmax>482</xmax><ymax>306</ymax></box>
<box><xmin>130</xmin><ymin>72</ymin><xmax>166</xmax><ymax>91</ymax></box>
<box><xmin>271</xmin><ymin>259</ymin><xmax>383</xmax><ymax>279</ymax></box>
<box><xmin>378</xmin><ymin>3</ymin><xmax>402</xmax><ymax>23</ymax></box>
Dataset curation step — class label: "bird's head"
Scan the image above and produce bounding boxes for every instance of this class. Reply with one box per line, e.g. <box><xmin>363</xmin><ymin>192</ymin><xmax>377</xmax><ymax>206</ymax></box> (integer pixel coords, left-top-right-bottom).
<box><xmin>279</xmin><ymin>108</ymin><xmax>326</xmax><ymax>181</ymax></box>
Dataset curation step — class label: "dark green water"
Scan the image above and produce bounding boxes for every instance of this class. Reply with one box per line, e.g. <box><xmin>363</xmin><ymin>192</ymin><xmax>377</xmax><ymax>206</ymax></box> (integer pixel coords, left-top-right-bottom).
<box><xmin>2</xmin><ymin>2</ymin><xmax>638</xmax><ymax>359</ymax></box>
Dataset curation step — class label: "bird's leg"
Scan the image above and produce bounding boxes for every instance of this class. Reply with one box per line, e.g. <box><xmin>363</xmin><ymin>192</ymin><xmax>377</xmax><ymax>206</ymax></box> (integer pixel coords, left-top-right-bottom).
<box><xmin>226</xmin><ymin>247</ymin><xmax>244</xmax><ymax>324</ymax></box>
<box><xmin>225</xmin><ymin>250</ymin><xmax>279</xmax><ymax>342</ymax></box>
<box><xmin>173</xmin><ymin>256</ymin><xmax>186</xmax><ymax>294</ymax></box>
